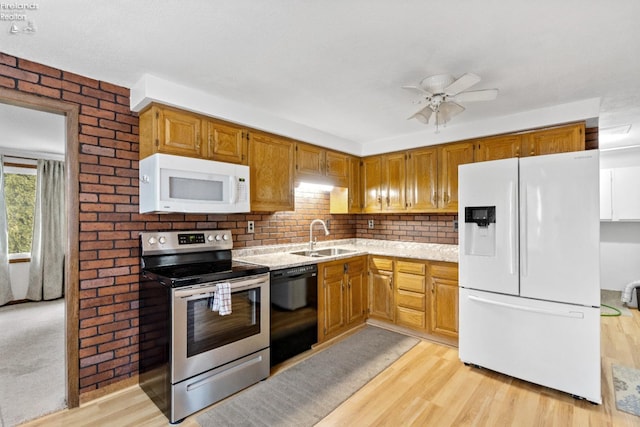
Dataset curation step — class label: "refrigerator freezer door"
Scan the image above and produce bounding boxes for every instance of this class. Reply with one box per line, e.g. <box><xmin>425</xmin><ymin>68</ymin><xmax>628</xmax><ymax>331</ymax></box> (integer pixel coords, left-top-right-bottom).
<box><xmin>459</xmin><ymin>158</ymin><xmax>519</xmax><ymax>295</ymax></box>
<box><xmin>459</xmin><ymin>288</ymin><xmax>601</xmax><ymax>403</ymax></box>
<box><xmin>519</xmin><ymin>151</ymin><xmax>600</xmax><ymax>307</ymax></box>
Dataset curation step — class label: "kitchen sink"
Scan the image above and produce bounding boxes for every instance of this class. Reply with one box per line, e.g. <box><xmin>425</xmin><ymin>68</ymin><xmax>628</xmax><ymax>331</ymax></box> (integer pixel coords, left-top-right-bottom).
<box><xmin>290</xmin><ymin>248</ymin><xmax>356</xmax><ymax>257</ymax></box>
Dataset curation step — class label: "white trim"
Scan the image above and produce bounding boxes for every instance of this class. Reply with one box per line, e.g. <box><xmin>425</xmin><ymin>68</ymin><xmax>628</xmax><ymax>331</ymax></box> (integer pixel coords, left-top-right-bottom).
<box><xmin>0</xmin><ymin>147</ymin><xmax>64</xmax><ymax>162</ymax></box>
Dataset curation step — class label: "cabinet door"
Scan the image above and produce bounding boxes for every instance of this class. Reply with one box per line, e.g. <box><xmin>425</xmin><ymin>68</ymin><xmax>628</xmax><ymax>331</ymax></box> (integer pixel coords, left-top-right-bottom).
<box><xmin>346</xmin><ymin>258</ymin><xmax>367</xmax><ymax>326</ymax></box>
<box><xmin>383</xmin><ymin>152</ymin><xmax>406</xmax><ymax>212</ymax></box>
<box><xmin>369</xmin><ymin>257</ymin><xmax>394</xmax><ymax>322</ymax></box>
<box><xmin>157</xmin><ymin>106</ymin><xmax>204</xmax><ymax>158</ymax></box>
<box><xmin>348</xmin><ymin>156</ymin><xmax>362</xmax><ymax>213</ymax></box>
<box><xmin>475</xmin><ymin>134</ymin><xmax>522</xmax><ymax>162</ymax></box>
<box><xmin>249</xmin><ymin>133</ymin><xmax>295</xmax><ymax>211</ymax></box>
<box><xmin>362</xmin><ymin>156</ymin><xmax>382</xmax><ymax>212</ymax></box>
<box><xmin>296</xmin><ymin>143</ymin><xmax>324</xmax><ymax>177</ymax></box>
<box><xmin>205</xmin><ymin>120</ymin><xmax>247</xmax><ymax>164</ymax></box>
<box><xmin>438</xmin><ymin>142</ymin><xmax>474</xmax><ymax>212</ymax></box>
<box><xmin>320</xmin><ymin>263</ymin><xmax>346</xmax><ymax>339</ymax></box>
<box><xmin>522</xmin><ymin>123</ymin><xmax>585</xmax><ymax>156</ymax></box>
<box><xmin>326</xmin><ymin>150</ymin><xmax>349</xmax><ymax>187</ymax></box>
<box><xmin>429</xmin><ymin>262</ymin><xmax>459</xmax><ymax>339</ymax></box>
<box><xmin>612</xmin><ymin>167</ymin><xmax>640</xmax><ymax>221</ymax></box>
<box><xmin>407</xmin><ymin>147</ymin><xmax>438</xmax><ymax>211</ymax></box>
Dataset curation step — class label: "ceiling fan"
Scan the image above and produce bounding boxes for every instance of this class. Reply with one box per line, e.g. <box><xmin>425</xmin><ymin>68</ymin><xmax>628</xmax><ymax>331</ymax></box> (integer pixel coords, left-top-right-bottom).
<box><xmin>403</xmin><ymin>73</ymin><xmax>498</xmax><ymax>131</ymax></box>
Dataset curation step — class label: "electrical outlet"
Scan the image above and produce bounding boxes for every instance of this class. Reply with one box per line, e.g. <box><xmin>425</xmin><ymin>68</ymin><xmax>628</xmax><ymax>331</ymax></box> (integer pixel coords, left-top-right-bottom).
<box><xmin>368</xmin><ymin>219</ymin><xmax>374</xmax><ymax>229</ymax></box>
<box><xmin>453</xmin><ymin>220</ymin><xmax>458</xmax><ymax>232</ymax></box>
<box><xmin>247</xmin><ymin>220</ymin><xmax>255</xmax><ymax>234</ymax></box>
<box><xmin>326</xmin><ymin>219</ymin><xmax>331</xmax><ymax>231</ymax></box>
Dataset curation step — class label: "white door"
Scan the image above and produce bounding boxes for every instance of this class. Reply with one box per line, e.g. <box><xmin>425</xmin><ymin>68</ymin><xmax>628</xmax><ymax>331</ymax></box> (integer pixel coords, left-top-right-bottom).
<box><xmin>519</xmin><ymin>151</ymin><xmax>600</xmax><ymax>306</ymax></box>
<box><xmin>612</xmin><ymin>166</ymin><xmax>640</xmax><ymax>221</ymax></box>
<box><xmin>458</xmin><ymin>158</ymin><xmax>519</xmax><ymax>295</ymax></box>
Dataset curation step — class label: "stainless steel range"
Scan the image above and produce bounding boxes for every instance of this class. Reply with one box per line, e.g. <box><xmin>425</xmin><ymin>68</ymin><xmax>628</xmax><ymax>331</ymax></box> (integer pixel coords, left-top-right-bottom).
<box><xmin>139</xmin><ymin>229</ymin><xmax>270</xmax><ymax>424</ymax></box>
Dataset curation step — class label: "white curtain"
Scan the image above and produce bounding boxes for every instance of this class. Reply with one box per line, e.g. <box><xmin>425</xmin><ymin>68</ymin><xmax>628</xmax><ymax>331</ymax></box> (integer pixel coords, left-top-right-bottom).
<box><xmin>26</xmin><ymin>159</ymin><xmax>65</xmax><ymax>301</ymax></box>
<box><xmin>0</xmin><ymin>156</ymin><xmax>14</xmax><ymax>306</ymax></box>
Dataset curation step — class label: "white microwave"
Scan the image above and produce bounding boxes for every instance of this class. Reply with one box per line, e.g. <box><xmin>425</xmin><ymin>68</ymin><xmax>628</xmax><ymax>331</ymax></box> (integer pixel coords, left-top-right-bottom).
<box><xmin>139</xmin><ymin>153</ymin><xmax>250</xmax><ymax>214</ymax></box>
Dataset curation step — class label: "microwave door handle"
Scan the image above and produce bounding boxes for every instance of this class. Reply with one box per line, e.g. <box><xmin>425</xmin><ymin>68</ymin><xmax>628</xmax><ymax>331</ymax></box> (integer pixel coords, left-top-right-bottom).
<box><xmin>229</xmin><ymin>176</ymin><xmax>237</xmax><ymax>204</ymax></box>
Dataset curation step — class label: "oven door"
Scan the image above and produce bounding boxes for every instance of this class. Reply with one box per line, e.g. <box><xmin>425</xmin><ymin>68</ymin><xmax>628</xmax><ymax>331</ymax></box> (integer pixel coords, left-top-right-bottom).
<box><xmin>171</xmin><ymin>273</ymin><xmax>270</xmax><ymax>383</ymax></box>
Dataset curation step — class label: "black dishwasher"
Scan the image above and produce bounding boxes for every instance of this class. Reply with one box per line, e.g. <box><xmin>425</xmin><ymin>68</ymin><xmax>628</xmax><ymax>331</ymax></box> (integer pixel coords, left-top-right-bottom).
<box><xmin>270</xmin><ymin>264</ymin><xmax>318</xmax><ymax>367</ymax></box>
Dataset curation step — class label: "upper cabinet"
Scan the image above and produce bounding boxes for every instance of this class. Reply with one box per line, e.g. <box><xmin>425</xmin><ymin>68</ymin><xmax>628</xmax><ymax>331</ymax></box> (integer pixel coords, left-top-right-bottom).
<box><xmin>437</xmin><ymin>142</ymin><xmax>474</xmax><ymax>212</ymax></box>
<box><xmin>406</xmin><ymin>147</ymin><xmax>438</xmax><ymax>211</ymax></box>
<box><xmin>249</xmin><ymin>133</ymin><xmax>295</xmax><ymax>211</ymax></box>
<box><xmin>474</xmin><ymin>123</ymin><xmax>585</xmax><ymax>162</ymax></box>
<box><xmin>521</xmin><ymin>123</ymin><xmax>584</xmax><ymax>156</ymax></box>
<box><xmin>601</xmin><ymin>167</ymin><xmax>640</xmax><ymax>221</ymax></box>
<box><xmin>295</xmin><ymin>143</ymin><xmax>349</xmax><ymax>187</ymax></box>
<box><xmin>205</xmin><ymin>119</ymin><xmax>248</xmax><ymax>164</ymax></box>
<box><xmin>362</xmin><ymin>153</ymin><xmax>407</xmax><ymax>213</ymax></box>
<box><xmin>139</xmin><ymin>104</ymin><xmax>204</xmax><ymax>159</ymax></box>
<box><xmin>139</xmin><ymin>104</ymin><xmax>248</xmax><ymax>164</ymax></box>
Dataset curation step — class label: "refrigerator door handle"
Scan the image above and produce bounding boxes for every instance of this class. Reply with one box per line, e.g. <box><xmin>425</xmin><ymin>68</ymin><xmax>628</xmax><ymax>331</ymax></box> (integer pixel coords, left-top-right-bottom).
<box><xmin>509</xmin><ymin>181</ymin><xmax>517</xmax><ymax>276</ymax></box>
<box><xmin>467</xmin><ymin>295</ymin><xmax>585</xmax><ymax>319</ymax></box>
<box><xmin>520</xmin><ymin>183</ymin><xmax>528</xmax><ymax>277</ymax></box>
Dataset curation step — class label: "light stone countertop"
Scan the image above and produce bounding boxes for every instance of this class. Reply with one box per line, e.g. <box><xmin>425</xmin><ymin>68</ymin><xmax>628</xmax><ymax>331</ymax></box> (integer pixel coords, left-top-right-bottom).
<box><xmin>233</xmin><ymin>238</ymin><xmax>458</xmax><ymax>270</ymax></box>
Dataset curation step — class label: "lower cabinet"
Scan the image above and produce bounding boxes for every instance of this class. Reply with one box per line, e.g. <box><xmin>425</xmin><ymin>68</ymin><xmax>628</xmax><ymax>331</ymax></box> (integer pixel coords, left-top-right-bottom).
<box><xmin>369</xmin><ymin>256</ymin><xmax>459</xmax><ymax>342</ymax></box>
<box><xmin>395</xmin><ymin>259</ymin><xmax>427</xmax><ymax>330</ymax></box>
<box><xmin>318</xmin><ymin>256</ymin><xmax>367</xmax><ymax>343</ymax></box>
<box><xmin>428</xmin><ymin>262</ymin><xmax>459</xmax><ymax>339</ymax></box>
<box><xmin>368</xmin><ymin>256</ymin><xmax>395</xmax><ymax>322</ymax></box>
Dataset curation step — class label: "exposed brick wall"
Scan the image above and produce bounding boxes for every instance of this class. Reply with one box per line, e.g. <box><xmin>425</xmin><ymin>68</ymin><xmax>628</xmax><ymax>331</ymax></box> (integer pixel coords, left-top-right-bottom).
<box><xmin>0</xmin><ymin>52</ymin><xmax>144</xmax><ymax>393</ymax></box>
<box><xmin>355</xmin><ymin>213</ymin><xmax>458</xmax><ymax>245</ymax></box>
<box><xmin>0</xmin><ymin>52</ymin><xmax>458</xmax><ymax>397</ymax></box>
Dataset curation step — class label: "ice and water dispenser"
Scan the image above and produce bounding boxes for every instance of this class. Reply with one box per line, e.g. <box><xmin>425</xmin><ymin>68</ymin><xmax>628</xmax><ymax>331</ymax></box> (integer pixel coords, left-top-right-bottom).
<box><xmin>464</xmin><ymin>206</ymin><xmax>496</xmax><ymax>257</ymax></box>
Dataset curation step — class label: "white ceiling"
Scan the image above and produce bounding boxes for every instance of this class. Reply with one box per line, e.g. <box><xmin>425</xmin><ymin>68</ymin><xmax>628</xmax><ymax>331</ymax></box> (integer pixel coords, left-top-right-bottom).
<box><xmin>2</xmin><ymin>0</ymin><xmax>640</xmax><ymax>155</ymax></box>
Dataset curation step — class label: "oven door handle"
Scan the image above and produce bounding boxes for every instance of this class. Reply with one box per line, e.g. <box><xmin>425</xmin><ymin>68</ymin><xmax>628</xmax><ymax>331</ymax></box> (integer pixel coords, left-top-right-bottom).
<box><xmin>174</xmin><ymin>276</ymin><xmax>268</xmax><ymax>299</ymax></box>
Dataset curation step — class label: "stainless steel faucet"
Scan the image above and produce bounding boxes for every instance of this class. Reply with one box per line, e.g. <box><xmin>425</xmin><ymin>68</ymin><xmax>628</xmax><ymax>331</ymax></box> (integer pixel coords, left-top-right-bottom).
<box><xmin>309</xmin><ymin>219</ymin><xmax>330</xmax><ymax>250</ymax></box>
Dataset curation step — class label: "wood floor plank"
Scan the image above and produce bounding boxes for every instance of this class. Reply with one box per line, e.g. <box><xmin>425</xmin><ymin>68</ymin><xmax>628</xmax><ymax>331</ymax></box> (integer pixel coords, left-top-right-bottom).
<box><xmin>21</xmin><ymin>309</ymin><xmax>640</xmax><ymax>427</ymax></box>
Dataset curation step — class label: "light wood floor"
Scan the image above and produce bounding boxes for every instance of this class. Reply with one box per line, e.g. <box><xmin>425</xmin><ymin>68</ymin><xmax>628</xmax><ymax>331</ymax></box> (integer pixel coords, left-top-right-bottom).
<box><xmin>23</xmin><ymin>309</ymin><xmax>640</xmax><ymax>427</ymax></box>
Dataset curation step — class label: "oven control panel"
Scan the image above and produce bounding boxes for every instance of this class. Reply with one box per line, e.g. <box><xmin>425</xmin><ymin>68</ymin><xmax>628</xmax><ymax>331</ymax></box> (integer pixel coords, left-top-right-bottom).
<box><xmin>140</xmin><ymin>229</ymin><xmax>233</xmax><ymax>255</ymax></box>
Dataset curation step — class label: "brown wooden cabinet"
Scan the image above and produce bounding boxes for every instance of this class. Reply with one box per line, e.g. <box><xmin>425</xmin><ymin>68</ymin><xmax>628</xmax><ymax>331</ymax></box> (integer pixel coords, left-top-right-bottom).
<box><xmin>249</xmin><ymin>133</ymin><xmax>295</xmax><ymax>211</ymax></box>
<box><xmin>348</xmin><ymin>156</ymin><xmax>362</xmax><ymax>212</ymax></box>
<box><xmin>406</xmin><ymin>147</ymin><xmax>438</xmax><ymax>211</ymax></box>
<box><xmin>474</xmin><ymin>123</ymin><xmax>585</xmax><ymax>162</ymax></box>
<box><xmin>395</xmin><ymin>259</ymin><xmax>427</xmax><ymax>330</ymax></box>
<box><xmin>475</xmin><ymin>134</ymin><xmax>522</xmax><ymax>162</ymax></box>
<box><xmin>437</xmin><ymin>142</ymin><xmax>474</xmax><ymax>212</ymax></box>
<box><xmin>139</xmin><ymin>104</ymin><xmax>204</xmax><ymax>159</ymax></box>
<box><xmin>362</xmin><ymin>153</ymin><xmax>407</xmax><ymax>213</ymax></box>
<box><xmin>428</xmin><ymin>261</ymin><xmax>459</xmax><ymax>339</ymax></box>
<box><xmin>318</xmin><ymin>256</ymin><xmax>367</xmax><ymax>343</ymax></box>
<box><xmin>522</xmin><ymin>123</ymin><xmax>585</xmax><ymax>156</ymax></box>
<box><xmin>368</xmin><ymin>256</ymin><xmax>395</xmax><ymax>322</ymax></box>
<box><xmin>295</xmin><ymin>143</ymin><xmax>349</xmax><ymax>187</ymax></box>
<box><xmin>205</xmin><ymin>119</ymin><xmax>248</xmax><ymax>164</ymax></box>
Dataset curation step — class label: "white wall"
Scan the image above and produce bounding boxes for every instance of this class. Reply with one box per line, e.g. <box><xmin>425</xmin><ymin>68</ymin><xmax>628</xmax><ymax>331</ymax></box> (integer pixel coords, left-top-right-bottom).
<box><xmin>9</xmin><ymin>262</ymin><xmax>30</xmax><ymax>300</ymax></box>
<box><xmin>600</xmin><ymin>148</ymin><xmax>640</xmax><ymax>307</ymax></box>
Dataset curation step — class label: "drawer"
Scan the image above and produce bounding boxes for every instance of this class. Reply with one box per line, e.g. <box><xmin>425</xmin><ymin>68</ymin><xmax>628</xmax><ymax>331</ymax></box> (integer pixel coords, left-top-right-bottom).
<box><xmin>430</xmin><ymin>262</ymin><xmax>458</xmax><ymax>281</ymax></box>
<box><xmin>397</xmin><ymin>289</ymin><xmax>425</xmax><ymax>311</ymax></box>
<box><xmin>396</xmin><ymin>260</ymin><xmax>426</xmax><ymax>275</ymax></box>
<box><xmin>321</xmin><ymin>263</ymin><xmax>345</xmax><ymax>279</ymax></box>
<box><xmin>396</xmin><ymin>306</ymin><xmax>426</xmax><ymax>329</ymax></box>
<box><xmin>370</xmin><ymin>257</ymin><xmax>393</xmax><ymax>271</ymax></box>
<box><xmin>397</xmin><ymin>272</ymin><xmax>425</xmax><ymax>293</ymax></box>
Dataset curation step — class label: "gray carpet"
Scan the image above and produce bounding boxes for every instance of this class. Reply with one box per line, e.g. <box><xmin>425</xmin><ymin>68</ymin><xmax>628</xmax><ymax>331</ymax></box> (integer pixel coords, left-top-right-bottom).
<box><xmin>0</xmin><ymin>299</ymin><xmax>66</xmax><ymax>426</ymax></box>
<box><xmin>601</xmin><ymin>289</ymin><xmax>633</xmax><ymax>317</ymax></box>
<box><xmin>197</xmin><ymin>326</ymin><xmax>419</xmax><ymax>427</ymax></box>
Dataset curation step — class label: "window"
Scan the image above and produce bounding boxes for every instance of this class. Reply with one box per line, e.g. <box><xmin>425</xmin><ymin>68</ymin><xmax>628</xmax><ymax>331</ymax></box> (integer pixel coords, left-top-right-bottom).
<box><xmin>4</xmin><ymin>164</ymin><xmax>37</xmax><ymax>259</ymax></box>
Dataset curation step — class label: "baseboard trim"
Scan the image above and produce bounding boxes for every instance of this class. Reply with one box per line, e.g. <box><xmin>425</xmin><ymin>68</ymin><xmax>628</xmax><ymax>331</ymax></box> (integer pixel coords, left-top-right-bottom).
<box><xmin>79</xmin><ymin>375</ymin><xmax>139</xmax><ymax>406</ymax></box>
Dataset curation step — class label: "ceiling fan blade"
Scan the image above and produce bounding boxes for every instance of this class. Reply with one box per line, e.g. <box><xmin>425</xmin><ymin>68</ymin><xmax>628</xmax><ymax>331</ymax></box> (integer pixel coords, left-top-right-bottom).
<box><xmin>454</xmin><ymin>89</ymin><xmax>499</xmax><ymax>102</ymax></box>
<box><xmin>436</xmin><ymin>102</ymin><xmax>465</xmax><ymax>124</ymax></box>
<box><xmin>408</xmin><ymin>105</ymin><xmax>433</xmax><ymax>124</ymax></box>
<box><xmin>443</xmin><ymin>73</ymin><xmax>481</xmax><ymax>95</ymax></box>
<box><xmin>402</xmin><ymin>85</ymin><xmax>433</xmax><ymax>97</ymax></box>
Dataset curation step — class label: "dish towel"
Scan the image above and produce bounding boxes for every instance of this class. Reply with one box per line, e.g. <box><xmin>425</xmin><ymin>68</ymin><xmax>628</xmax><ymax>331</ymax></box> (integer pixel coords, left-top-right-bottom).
<box><xmin>210</xmin><ymin>282</ymin><xmax>232</xmax><ymax>315</ymax></box>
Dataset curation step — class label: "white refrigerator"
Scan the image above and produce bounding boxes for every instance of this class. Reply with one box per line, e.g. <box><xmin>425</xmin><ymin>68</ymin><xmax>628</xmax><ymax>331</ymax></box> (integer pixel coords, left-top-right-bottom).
<box><xmin>458</xmin><ymin>150</ymin><xmax>601</xmax><ymax>404</ymax></box>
